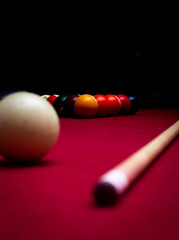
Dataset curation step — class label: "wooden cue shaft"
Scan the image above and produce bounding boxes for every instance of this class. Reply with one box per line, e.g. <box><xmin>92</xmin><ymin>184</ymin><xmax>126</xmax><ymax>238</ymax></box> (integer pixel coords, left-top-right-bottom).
<box><xmin>116</xmin><ymin>120</ymin><xmax>179</xmax><ymax>182</ymax></box>
<box><xmin>95</xmin><ymin>121</ymin><xmax>179</xmax><ymax>204</ymax></box>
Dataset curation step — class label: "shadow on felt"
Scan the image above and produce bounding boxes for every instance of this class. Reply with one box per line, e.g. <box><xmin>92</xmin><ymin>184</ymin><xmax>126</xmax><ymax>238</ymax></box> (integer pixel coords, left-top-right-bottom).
<box><xmin>0</xmin><ymin>157</ymin><xmax>55</xmax><ymax>168</ymax></box>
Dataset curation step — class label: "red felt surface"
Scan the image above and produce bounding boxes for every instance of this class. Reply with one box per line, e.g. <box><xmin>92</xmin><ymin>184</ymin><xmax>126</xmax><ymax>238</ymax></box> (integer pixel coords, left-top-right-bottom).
<box><xmin>0</xmin><ymin>109</ymin><xmax>179</xmax><ymax>240</ymax></box>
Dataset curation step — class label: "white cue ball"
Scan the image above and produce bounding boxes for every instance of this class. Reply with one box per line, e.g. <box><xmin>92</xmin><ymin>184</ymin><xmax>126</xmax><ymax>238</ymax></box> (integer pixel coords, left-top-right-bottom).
<box><xmin>0</xmin><ymin>92</ymin><xmax>60</xmax><ymax>161</ymax></box>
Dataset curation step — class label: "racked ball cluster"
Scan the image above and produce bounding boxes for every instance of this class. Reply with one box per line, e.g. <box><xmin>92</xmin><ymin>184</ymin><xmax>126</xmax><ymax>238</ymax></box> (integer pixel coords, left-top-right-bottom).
<box><xmin>41</xmin><ymin>94</ymin><xmax>139</xmax><ymax>118</ymax></box>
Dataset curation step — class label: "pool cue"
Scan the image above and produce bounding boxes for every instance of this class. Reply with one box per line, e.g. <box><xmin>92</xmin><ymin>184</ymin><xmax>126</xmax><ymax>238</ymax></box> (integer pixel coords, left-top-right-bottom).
<box><xmin>94</xmin><ymin>121</ymin><xmax>179</xmax><ymax>205</ymax></box>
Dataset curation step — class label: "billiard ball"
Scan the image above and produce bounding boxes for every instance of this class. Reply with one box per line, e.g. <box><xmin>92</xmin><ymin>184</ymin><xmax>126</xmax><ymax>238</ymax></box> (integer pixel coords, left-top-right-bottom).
<box><xmin>41</xmin><ymin>95</ymin><xmax>50</xmax><ymax>100</ymax></box>
<box><xmin>128</xmin><ymin>95</ymin><xmax>139</xmax><ymax>114</ymax></box>
<box><xmin>0</xmin><ymin>92</ymin><xmax>60</xmax><ymax>161</ymax></box>
<box><xmin>63</xmin><ymin>94</ymin><xmax>80</xmax><ymax>117</ymax></box>
<box><xmin>47</xmin><ymin>95</ymin><xmax>58</xmax><ymax>105</ymax></box>
<box><xmin>116</xmin><ymin>94</ymin><xmax>131</xmax><ymax>114</ymax></box>
<box><xmin>53</xmin><ymin>95</ymin><xmax>68</xmax><ymax>116</ymax></box>
<box><xmin>94</xmin><ymin>94</ymin><xmax>110</xmax><ymax>117</ymax></box>
<box><xmin>105</xmin><ymin>94</ymin><xmax>121</xmax><ymax>116</ymax></box>
<box><xmin>74</xmin><ymin>94</ymin><xmax>98</xmax><ymax>118</ymax></box>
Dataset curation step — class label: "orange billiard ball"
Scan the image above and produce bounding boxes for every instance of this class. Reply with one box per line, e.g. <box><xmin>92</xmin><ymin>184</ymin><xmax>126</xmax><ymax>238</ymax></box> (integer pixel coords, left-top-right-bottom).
<box><xmin>74</xmin><ymin>94</ymin><xmax>98</xmax><ymax>118</ymax></box>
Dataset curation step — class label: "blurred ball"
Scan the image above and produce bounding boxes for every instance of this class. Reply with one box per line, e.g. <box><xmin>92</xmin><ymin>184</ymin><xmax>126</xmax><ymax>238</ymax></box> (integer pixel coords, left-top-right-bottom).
<box><xmin>116</xmin><ymin>94</ymin><xmax>131</xmax><ymax>114</ymax></box>
<box><xmin>0</xmin><ymin>92</ymin><xmax>60</xmax><ymax>161</ymax></box>
<box><xmin>74</xmin><ymin>94</ymin><xmax>98</xmax><ymax>118</ymax></box>
<box><xmin>94</xmin><ymin>94</ymin><xmax>110</xmax><ymax>117</ymax></box>
<box><xmin>128</xmin><ymin>96</ymin><xmax>139</xmax><ymax>114</ymax></box>
<box><xmin>53</xmin><ymin>95</ymin><xmax>68</xmax><ymax>116</ymax></box>
<box><xmin>47</xmin><ymin>95</ymin><xmax>58</xmax><ymax>105</ymax></box>
<box><xmin>105</xmin><ymin>94</ymin><xmax>121</xmax><ymax>116</ymax></box>
<box><xmin>63</xmin><ymin>94</ymin><xmax>80</xmax><ymax>117</ymax></box>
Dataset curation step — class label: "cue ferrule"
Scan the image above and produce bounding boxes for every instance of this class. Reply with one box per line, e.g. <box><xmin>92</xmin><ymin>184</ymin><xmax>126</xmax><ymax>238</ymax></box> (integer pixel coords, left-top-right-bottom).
<box><xmin>99</xmin><ymin>169</ymin><xmax>129</xmax><ymax>194</ymax></box>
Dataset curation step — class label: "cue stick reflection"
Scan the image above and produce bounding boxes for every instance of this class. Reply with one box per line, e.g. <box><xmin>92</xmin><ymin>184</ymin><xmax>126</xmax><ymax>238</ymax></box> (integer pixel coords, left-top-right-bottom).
<box><xmin>94</xmin><ymin>121</ymin><xmax>179</xmax><ymax>205</ymax></box>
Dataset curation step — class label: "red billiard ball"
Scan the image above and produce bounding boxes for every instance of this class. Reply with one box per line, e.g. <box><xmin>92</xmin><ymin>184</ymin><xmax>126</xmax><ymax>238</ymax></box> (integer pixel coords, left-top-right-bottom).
<box><xmin>116</xmin><ymin>94</ymin><xmax>131</xmax><ymax>114</ymax></box>
<box><xmin>47</xmin><ymin>95</ymin><xmax>58</xmax><ymax>105</ymax></box>
<box><xmin>94</xmin><ymin>94</ymin><xmax>110</xmax><ymax>117</ymax></box>
<box><xmin>105</xmin><ymin>94</ymin><xmax>121</xmax><ymax>116</ymax></box>
<box><xmin>63</xmin><ymin>94</ymin><xmax>80</xmax><ymax>117</ymax></box>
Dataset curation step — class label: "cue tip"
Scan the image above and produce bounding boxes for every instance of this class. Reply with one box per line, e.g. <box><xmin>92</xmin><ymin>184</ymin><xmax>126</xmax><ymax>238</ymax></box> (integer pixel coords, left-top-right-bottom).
<box><xmin>93</xmin><ymin>182</ymin><xmax>119</xmax><ymax>205</ymax></box>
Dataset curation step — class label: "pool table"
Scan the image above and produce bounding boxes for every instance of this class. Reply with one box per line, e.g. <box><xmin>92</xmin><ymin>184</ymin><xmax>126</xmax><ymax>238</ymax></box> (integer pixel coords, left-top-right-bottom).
<box><xmin>0</xmin><ymin>109</ymin><xmax>179</xmax><ymax>240</ymax></box>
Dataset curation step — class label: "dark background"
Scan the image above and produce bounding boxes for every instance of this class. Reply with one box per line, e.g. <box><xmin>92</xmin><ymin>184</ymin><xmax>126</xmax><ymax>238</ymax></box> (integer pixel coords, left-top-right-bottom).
<box><xmin>0</xmin><ymin>5</ymin><xmax>178</xmax><ymax>108</ymax></box>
